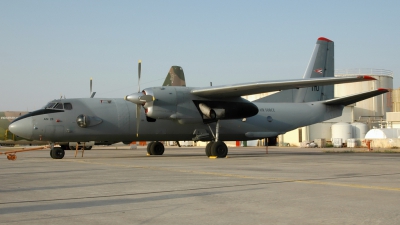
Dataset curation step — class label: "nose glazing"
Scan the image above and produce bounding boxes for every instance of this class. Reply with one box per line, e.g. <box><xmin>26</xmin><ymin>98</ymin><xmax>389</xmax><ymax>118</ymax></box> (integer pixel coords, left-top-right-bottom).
<box><xmin>8</xmin><ymin>117</ymin><xmax>33</xmax><ymax>140</ymax></box>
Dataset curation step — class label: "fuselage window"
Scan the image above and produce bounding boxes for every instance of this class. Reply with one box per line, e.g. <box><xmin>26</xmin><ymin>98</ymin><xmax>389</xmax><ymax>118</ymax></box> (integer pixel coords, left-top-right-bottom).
<box><xmin>64</xmin><ymin>103</ymin><xmax>73</xmax><ymax>110</ymax></box>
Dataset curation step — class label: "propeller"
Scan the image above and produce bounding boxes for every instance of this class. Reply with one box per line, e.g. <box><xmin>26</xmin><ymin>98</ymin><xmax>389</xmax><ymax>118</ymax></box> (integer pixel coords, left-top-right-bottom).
<box><xmin>124</xmin><ymin>60</ymin><xmax>155</xmax><ymax>137</ymax></box>
<box><xmin>136</xmin><ymin>60</ymin><xmax>141</xmax><ymax>137</ymax></box>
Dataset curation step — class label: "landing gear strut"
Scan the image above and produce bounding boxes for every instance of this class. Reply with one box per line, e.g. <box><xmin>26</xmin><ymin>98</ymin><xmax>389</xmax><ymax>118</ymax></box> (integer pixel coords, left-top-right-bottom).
<box><xmin>146</xmin><ymin>141</ymin><xmax>165</xmax><ymax>155</ymax></box>
<box><xmin>205</xmin><ymin>120</ymin><xmax>228</xmax><ymax>158</ymax></box>
<box><xmin>50</xmin><ymin>143</ymin><xmax>65</xmax><ymax>159</ymax></box>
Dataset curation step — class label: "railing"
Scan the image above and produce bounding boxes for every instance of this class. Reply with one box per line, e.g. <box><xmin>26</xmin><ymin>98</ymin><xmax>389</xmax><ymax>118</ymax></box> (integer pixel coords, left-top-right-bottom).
<box><xmin>335</xmin><ymin>68</ymin><xmax>393</xmax><ymax>77</ymax></box>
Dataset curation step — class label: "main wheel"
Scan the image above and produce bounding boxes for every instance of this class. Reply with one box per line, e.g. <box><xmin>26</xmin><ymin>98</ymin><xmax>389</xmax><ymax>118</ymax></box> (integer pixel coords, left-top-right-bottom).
<box><xmin>205</xmin><ymin>142</ymin><xmax>214</xmax><ymax>157</ymax></box>
<box><xmin>147</xmin><ymin>141</ymin><xmax>155</xmax><ymax>155</ymax></box>
<box><xmin>50</xmin><ymin>147</ymin><xmax>65</xmax><ymax>159</ymax></box>
<box><xmin>150</xmin><ymin>141</ymin><xmax>165</xmax><ymax>155</ymax></box>
<box><xmin>211</xmin><ymin>141</ymin><xmax>228</xmax><ymax>158</ymax></box>
<box><xmin>83</xmin><ymin>146</ymin><xmax>92</xmax><ymax>150</ymax></box>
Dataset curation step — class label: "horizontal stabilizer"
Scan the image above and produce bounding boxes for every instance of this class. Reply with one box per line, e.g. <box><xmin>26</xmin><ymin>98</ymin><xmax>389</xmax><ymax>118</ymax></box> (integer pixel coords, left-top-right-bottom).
<box><xmin>323</xmin><ymin>88</ymin><xmax>389</xmax><ymax>106</ymax></box>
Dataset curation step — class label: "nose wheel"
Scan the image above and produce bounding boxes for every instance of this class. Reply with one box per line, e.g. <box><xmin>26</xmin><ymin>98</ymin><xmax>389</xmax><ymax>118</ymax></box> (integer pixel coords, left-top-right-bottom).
<box><xmin>49</xmin><ymin>144</ymin><xmax>65</xmax><ymax>159</ymax></box>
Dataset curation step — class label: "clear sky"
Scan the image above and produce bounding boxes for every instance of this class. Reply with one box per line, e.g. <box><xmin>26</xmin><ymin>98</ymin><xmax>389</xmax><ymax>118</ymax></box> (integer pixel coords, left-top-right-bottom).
<box><xmin>1</xmin><ymin>0</ymin><xmax>399</xmax><ymax>111</ymax></box>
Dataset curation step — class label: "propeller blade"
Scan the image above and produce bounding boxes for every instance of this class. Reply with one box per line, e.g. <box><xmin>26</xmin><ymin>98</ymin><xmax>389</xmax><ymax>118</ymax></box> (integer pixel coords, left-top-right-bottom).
<box><xmin>136</xmin><ymin>104</ymin><xmax>141</xmax><ymax>137</ymax></box>
<box><xmin>138</xmin><ymin>60</ymin><xmax>141</xmax><ymax>93</ymax></box>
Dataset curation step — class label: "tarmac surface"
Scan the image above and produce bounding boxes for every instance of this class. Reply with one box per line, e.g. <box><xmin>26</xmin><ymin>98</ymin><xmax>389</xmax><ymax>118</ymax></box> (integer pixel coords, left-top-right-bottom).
<box><xmin>1</xmin><ymin>145</ymin><xmax>400</xmax><ymax>224</ymax></box>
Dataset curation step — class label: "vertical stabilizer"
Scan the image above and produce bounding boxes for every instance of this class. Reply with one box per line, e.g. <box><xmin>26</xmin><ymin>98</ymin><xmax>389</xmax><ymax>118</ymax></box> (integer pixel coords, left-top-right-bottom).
<box><xmin>254</xmin><ymin>37</ymin><xmax>334</xmax><ymax>103</ymax></box>
<box><xmin>162</xmin><ymin>66</ymin><xmax>186</xmax><ymax>86</ymax></box>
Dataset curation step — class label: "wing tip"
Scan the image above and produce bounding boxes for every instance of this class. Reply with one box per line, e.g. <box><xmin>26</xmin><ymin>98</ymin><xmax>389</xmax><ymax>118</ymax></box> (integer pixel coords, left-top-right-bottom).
<box><xmin>377</xmin><ymin>88</ymin><xmax>389</xmax><ymax>92</ymax></box>
<box><xmin>318</xmin><ymin>37</ymin><xmax>333</xmax><ymax>42</ymax></box>
<box><xmin>357</xmin><ymin>75</ymin><xmax>376</xmax><ymax>80</ymax></box>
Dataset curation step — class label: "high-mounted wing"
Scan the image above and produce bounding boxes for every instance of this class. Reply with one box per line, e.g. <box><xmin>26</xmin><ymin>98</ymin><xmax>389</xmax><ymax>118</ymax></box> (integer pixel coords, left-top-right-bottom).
<box><xmin>191</xmin><ymin>76</ymin><xmax>375</xmax><ymax>98</ymax></box>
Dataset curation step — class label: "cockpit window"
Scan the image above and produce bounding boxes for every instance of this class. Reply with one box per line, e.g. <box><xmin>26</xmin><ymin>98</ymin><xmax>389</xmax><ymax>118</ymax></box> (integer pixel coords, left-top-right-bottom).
<box><xmin>44</xmin><ymin>101</ymin><xmax>64</xmax><ymax>110</ymax></box>
<box><xmin>54</xmin><ymin>103</ymin><xmax>63</xmax><ymax>109</ymax></box>
<box><xmin>44</xmin><ymin>102</ymin><xmax>57</xmax><ymax>109</ymax></box>
<box><xmin>64</xmin><ymin>103</ymin><xmax>72</xmax><ymax>110</ymax></box>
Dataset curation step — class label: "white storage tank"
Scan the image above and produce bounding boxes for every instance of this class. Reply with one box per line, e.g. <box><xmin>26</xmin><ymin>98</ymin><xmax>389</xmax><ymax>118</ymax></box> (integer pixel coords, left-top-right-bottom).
<box><xmin>365</xmin><ymin>128</ymin><xmax>400</xmax><ymax>139</ymax></box>
<box><xmin>332</xmin><ymin>122</ymin><xmax>353</xmax><ymax>144</ymax></box>
<box><xmin>351</xmin><ymin>122</ymin><xmax>368</xmax><ymax>139</ymax></box>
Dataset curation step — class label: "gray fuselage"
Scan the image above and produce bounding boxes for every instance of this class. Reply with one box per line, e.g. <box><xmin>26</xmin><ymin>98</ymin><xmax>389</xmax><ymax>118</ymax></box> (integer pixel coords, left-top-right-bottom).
<box><xmin>9</xmin><ymin>87</ymin><xmax>343</xmax><ymax>143</ymax></box>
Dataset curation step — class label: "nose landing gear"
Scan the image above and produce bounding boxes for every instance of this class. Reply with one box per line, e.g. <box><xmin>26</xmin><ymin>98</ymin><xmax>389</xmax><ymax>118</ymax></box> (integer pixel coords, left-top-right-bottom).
<box><xmin>49</xmin><ymin>143</ymin><xmax>65</xmax><ymax>159</ymax></box>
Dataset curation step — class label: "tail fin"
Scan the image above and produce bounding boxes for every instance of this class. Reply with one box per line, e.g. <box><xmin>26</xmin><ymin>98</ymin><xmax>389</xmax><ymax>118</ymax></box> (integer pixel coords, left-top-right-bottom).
<box><xmin>254</xmin><ymin>37</ymin><xmax>334</xmax><ymax>103</ymax></box>
<box><xmin>162</xmin><ymin>66</ymin><xmax>186</xmax><ymax>86</ymax></box>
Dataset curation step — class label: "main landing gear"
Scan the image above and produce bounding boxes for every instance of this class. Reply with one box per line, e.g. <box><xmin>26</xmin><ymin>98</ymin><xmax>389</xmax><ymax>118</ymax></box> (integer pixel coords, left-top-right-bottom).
<box><xmin>205</xmin><ymin>120</ymin><xmax>228</xmax><ymax>158</ymax></box>
<box><xmin>205</xmin><ymin>141</ymin><xmax>228</xmax><ymax>158</ymax></box>
<box><xmin>50</xmin><ymin>143</ymin><xmax>65</xmax><ymax>159</ymax></box>
<box><xmin>146</xmin><ymin>141</ymin><xmax>165</xmax><ymax>155</ymax></box>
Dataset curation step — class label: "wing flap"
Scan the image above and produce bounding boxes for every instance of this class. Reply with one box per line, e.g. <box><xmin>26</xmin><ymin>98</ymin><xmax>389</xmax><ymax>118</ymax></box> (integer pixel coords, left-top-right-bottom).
<box><xmin>323</xmin><ymin>88</ymin><xmax>389</xmax><ymax>106</ymax></box>
<box><xmin>191</xmin><ymin>76</ymin><xmax>375</xmax><ymax>98</ymax></box>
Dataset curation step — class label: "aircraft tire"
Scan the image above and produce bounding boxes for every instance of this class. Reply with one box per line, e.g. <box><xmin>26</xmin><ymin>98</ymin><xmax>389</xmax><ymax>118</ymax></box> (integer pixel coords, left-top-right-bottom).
<box><xmin>150</xmin><ymin>142</ymin><xmax>165</xmax><ymax>155</ymax></box>
<box><xmin>205</xmin><ymin>142</ymin><xmax>214</xmax><ymax>157</ymax></box>
<box><xmin>50</xmin><ymin>147</ymin><xmax>65</xmax><ymax>159</ymax></box>
<box><xmin>211</xmin><ymin>141</ymin><xmax>228</xmax><ymax>158</ymax></box>
<box><xmin>84</xmin><ymin>146</ymin><xmax>92</xmax><ymax>150</ymax></box>
<box><xmin>147</xmin><ymin>141</ymin><xmax>155</xmax><ymax>155</ymax></box>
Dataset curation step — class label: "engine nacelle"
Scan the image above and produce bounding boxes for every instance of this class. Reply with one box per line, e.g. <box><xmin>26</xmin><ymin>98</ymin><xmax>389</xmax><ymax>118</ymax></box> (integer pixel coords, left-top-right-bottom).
<box><xmin>143</xmin><ymin>87</ymin><xmax>178</xmax><ymax>119</ymax></box>
<box><xmin>199</xmin><ymin>103</ymin><xmax>225</xmax><ymax>119</ymax></box>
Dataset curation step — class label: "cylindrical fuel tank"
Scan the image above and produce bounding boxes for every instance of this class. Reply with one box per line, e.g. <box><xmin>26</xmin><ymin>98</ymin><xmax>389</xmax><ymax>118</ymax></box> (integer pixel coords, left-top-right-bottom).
<box><xmin>332</xmin><ymin>122</ymin><xmax>352</xmax><ymax>144</ymax></box>
<box><xmin>351</xmin><ymin>122</ymin><xmax>368</xmax><ymax>139</ymax></box>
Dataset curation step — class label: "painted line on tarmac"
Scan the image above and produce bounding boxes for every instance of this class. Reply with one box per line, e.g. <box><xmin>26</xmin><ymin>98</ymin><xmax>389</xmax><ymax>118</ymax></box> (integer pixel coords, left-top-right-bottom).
<box><xmin>63</xmin><ymin>159</ymin><xmax>400</xmax><ymax>192</ymax></box>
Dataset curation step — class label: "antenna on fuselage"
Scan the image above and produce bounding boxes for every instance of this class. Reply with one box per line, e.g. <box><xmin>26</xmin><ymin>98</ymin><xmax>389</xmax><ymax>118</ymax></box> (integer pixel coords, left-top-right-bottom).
<box><xmin>90</xmin><ymin>77</ymin><xmax>96</xmax><ymax>98</ymax></box>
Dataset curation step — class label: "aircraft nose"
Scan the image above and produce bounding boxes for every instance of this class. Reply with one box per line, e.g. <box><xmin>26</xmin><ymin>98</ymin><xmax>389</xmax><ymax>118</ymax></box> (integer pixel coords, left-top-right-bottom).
<box><xmin>9</xmin><ymin>117</ymin><xmax>33</xmax><ymax>140</ymax></box>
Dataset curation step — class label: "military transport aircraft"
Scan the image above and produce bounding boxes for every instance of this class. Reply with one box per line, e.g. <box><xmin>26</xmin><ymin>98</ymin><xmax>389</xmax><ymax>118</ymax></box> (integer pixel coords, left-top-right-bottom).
<box><xmin>9</xmin><ymin>37</ymin><xmax>388</xmax><ymax>159</ymax></box>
